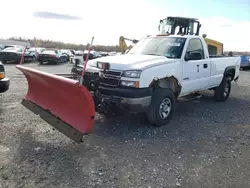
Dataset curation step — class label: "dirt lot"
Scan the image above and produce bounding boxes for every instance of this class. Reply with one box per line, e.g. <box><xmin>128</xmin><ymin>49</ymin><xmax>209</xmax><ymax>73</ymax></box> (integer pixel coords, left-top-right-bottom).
<box><xmin>1</xmin><ymin>63</ymin><xmax>250</xmax><ymax>188</ymax></box>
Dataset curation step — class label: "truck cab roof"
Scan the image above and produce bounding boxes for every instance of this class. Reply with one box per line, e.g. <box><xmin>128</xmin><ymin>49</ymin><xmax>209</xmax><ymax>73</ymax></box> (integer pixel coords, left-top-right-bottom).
<box><xmin>161</xmin><ymin>16</ymin><xmax>199</xmax><ymax>21</ymax></box>
<box><xmin>139</xmin><ymin>35</ymin><xmax>204</xmax><ymax>42</ymax></box>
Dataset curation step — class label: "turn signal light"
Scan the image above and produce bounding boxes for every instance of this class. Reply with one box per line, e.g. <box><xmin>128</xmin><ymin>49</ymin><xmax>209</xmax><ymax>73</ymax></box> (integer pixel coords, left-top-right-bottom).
<box><xmin>121</xmin><ymin>81</ymin><xmax>139</xmax><ymax>88</ymax></box>
<box><xmin>0</xmin><ymin>72</ymin><xmax>5</xmax><ymax>79</ymax></box>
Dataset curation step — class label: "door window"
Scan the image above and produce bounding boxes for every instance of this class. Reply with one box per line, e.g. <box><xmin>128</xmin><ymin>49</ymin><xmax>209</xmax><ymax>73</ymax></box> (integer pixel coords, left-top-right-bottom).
<box><xmin>186</xmin><ymin>38</ymin><xmax>205</xmax><ymax>59</ymax></box>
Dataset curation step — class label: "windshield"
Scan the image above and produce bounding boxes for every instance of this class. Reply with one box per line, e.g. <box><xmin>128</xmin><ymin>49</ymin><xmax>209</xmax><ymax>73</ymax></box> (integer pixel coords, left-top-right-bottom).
<box><xmin>61</xmin><ymin>50</ymin><xmax>73</xmax><ymax>55</ymax></box>
<box><xmin>75</xmin><ymin>50</ymin><xmax>83</xmax><ymax>55</ymax></box>
<box><xmin>29</xmin><ymin>47</ymin><xmax>40</xmax><ymax>52</ymax></box>
<box><xmin>84</xmin><ymin>50</ymin><xmax>95</xmax><ymax>55</ymax></box>
<box><xmin>128</xmin><ymin>37</ymin><xmax>187</xmax><ymax>58</ymax></box>
<box><xmin>61</xmin><ymin>50</ymin><xmax>69</xmax><ymax>53</ymax></box>
<box><xmin>42</xmin><ymin>50</ymin><xmax>57</xmax><ymax>54</ymax></box>
<box><xmin>2</xmin><ymin>47</ymin><xmax>24</xmax><ymax>52</ymax></box>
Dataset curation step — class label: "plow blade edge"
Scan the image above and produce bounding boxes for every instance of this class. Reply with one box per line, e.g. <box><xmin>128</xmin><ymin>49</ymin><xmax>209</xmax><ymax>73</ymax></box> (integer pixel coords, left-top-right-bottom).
<box><xmin>16</xmin><ymin>65</ymin><xmax>96</xmax><ymax>143</ymax></box>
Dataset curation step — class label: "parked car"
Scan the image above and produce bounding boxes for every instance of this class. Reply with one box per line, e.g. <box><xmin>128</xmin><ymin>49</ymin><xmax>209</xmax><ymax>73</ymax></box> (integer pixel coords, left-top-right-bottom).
<box><xmin>240</xmin><ymin>55</ymin><xmax>250</xmax><ymax>69</ymax></box>
<box><xmin>60</xmin><ymin>49</ymin><xmax>75</xmax><ymax>61</ymax></box>
<box><xmin>0</xmin><ymin>46</ymin><xmax>36</xmax><ymax>64</ymax></box>
<box><xmin>83</xmin><ymin>50</ymin><xmax>101</xmax><ymax>60</ymax></box>
<box><xmin>61</xmin><ymin>49</ymin><xmax>75</xmax><ymax>56</ymax></box>
<box><xmin>75</xmin><ymin>50</ymin><xmax>84</xmax><ymax>55</ymax></box>
<box><xmin>28</xmin><ymin>47</ymin><xmax>45</xmax><ymax>60</ymax></box>
<box><xmin>108</xmin><ymin>51</ymin><xmax>117</xmax><ymax>56</ymax></box>
<box><xmin>69</xmin><ymin>50</ymin><xmax>84</xmax><ymax>64</ymax></box>
<box><xmin>0</xmin><ymin>61</ymin><xmax>9</xmax><ymax>93</ymax></box>
<box><xmin>37</xmin><ymin>49</ymin><xmax>69</xmax><ymax>65</ymax></box>
<box><xmin>100</xmin><ymin>51</ymin><xmax>109</xmax><ymax>57</ymax></box>
<box><xmin>0</xmin><ymin>45</ymin><xmax>15</xmax><ymax>51</ymax></box>
<box><xmin>0</xmin><ymin>45</ymin><xmax>4</xmax><ymax>51</ymax></box>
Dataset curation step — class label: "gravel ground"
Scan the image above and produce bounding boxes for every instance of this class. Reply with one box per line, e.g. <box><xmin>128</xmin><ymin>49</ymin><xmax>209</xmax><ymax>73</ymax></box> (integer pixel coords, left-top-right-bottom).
<box><xmin>1</xmin><ymin>63</ymin><xmax>250</xmax><ymax>188</ymax></box>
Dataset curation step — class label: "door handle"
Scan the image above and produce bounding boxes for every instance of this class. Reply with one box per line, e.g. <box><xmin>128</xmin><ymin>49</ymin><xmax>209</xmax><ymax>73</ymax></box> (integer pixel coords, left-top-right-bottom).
<box><xmin>203</xmin><ymin>64</ymin><xmax>208</xmax><ymax>68</ymax></box>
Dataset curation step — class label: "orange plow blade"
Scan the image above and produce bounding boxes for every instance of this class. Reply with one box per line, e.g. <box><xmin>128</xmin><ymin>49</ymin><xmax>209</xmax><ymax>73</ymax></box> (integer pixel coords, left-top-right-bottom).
<box><xmin>16</xmin><ymin>65</ymin><xmax>96</xmax><ymax>143</ymax></box>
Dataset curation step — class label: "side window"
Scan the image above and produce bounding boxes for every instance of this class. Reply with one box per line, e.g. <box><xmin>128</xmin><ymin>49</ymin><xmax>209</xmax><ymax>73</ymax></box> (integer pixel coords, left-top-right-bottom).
<box><xmin>208</xmin><ymin>45</ymin><xmax>218</xmax><ymax>56</ymax></box>
<box><xmin>186</xmin><ymin>38</ymin><xmax>205</xmax><ymax>59</ymax></box>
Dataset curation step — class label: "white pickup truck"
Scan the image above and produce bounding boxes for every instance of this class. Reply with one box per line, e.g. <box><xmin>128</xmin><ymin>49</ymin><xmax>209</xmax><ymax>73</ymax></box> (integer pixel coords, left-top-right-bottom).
<box><xmin>82</xmin><ymin>34</ymin><xmax>240</xmax><ymax>126</ymax></box>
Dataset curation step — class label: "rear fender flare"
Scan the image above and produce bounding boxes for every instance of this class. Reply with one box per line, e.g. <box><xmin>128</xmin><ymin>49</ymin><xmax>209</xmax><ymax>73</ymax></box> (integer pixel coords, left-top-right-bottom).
<box><xmin>224</xmin><ymin>66</ymin><xmax>236</xmax><ymax>81</ymax></box>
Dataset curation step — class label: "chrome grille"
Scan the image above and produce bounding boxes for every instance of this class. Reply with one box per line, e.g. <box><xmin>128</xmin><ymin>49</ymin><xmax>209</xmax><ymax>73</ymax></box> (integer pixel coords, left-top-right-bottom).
<box><xmin>100</xmin><ymin>70</ymin><xmax>122</xmax><ymax>87</ymax></box>
<box><xmin>104</xmin><ymin>70</ymin><xmax>122</xmax><ymax>78</ymax></box>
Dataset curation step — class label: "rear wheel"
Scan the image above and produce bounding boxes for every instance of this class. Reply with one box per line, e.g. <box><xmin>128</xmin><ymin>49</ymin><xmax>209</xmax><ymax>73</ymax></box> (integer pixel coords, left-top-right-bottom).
<box><xmin>146</xmin><ymin>88</ymin><xmax>176</xmax><ymax>126</ymax></box>
<box><xmin>214</xmin><ymin>77</ymin><xmax>231</xmax><ymax>102</ymax></box>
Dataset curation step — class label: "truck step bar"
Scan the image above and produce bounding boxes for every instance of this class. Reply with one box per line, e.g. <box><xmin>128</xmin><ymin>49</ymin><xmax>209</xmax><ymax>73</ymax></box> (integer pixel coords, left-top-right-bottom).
<box><xmin>177</xmin><ymin>93</ymin><xmax>202</xmax><ymax>103</ymax></box>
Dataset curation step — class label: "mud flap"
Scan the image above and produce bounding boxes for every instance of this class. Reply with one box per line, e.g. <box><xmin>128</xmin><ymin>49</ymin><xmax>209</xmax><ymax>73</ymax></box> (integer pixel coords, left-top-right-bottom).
<box><xmin>16</xmin><ymin>65</ymin><xmax>96</xmax><ymax>143</ymax></box>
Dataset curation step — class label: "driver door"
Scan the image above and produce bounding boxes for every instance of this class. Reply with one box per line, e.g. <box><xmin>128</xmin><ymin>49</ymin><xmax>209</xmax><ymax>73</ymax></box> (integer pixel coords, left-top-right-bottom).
<box><xmin>181</xmin><ymin>38</ymin><xmax>211</xmax><ymax>95</ymax></box>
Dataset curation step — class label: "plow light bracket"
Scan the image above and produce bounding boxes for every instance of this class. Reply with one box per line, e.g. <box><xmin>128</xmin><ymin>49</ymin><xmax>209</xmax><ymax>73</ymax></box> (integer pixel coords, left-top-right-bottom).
<box><xmin>97</xmin><ymin>62</ymin><xmax>110</xmax><ymax>71</ymax></box>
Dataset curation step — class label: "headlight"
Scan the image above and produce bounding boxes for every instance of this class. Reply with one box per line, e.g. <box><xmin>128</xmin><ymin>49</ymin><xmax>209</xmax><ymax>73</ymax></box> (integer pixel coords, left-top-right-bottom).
<box><xmin>121</xmin><ymin>80</ymin><xmax>139</xmax><ymax>88</ymax></box>
<box><xmin>122</xmin><ymin>70</ymin><xmax>142</xmax><ymax>78</ymax></box>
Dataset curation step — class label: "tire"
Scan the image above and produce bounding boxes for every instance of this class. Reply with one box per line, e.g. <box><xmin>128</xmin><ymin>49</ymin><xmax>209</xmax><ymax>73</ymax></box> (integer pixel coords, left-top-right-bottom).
<box><xmin>55</xmin><ymin>59</ymin><xmax>60</xmax><ymax>65</ymax></box>
<box><xmin>214</xmin><ymin>76</ymin><xmax>231</xmax><ymax>102</ymax></box>
<box><xmin>32</xmin><ymin>56</ymin><xmax>36</xmax><ymax>62</ymax></box>
<box><xmin>63</xmin><ymin>57</ymin><xmax>67</xmax><ymax>63</ymax></box>
<box><xmin>146</xmin><ymin>88</ymin><xmax>176</xmax><ymax>126</ymax></box>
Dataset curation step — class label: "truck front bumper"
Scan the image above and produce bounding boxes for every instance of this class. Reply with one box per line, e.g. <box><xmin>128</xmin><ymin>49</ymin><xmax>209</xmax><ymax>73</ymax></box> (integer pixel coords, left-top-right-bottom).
<box><xmin>98</xmin><ymin>86</ymin><xmax>153</xmax><ymax>113</ymax></box>
<box><xmin>0</xmin><ymin>77</ymin><xmax>10</xmax><ymax>93</ymax></box>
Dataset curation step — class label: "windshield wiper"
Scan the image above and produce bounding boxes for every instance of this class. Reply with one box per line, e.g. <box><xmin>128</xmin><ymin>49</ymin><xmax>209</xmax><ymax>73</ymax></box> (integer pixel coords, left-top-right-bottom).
<box><xmin>165</xmin><ymin>55</ymin><xmax>177</xmax><ymax>59</ymax></box>
<box><xmin>145</xmin><ymin>53</ymin><xmax>162</xmax><ymax>56</ymax></box>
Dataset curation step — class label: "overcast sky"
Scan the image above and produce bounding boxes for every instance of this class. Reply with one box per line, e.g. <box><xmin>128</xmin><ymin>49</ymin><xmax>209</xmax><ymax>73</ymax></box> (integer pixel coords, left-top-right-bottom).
<box><xmin>0</xmin><ymin>0</ymin><xmax>249</xmax><ymax>51</ymax></box>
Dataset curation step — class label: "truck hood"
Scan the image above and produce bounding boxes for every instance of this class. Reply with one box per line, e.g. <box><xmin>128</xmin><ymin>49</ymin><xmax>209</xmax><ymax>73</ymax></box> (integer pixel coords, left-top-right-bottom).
<box><xmin>92</xmin><ymin>54</ymin><xmax>177</xmax><ymax>70</ymax></box>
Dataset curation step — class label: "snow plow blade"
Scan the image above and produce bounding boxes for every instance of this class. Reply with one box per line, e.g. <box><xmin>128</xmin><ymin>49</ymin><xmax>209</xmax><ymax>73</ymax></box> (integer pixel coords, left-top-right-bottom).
<box><xmin>16</xmin><ymin>65</ymin><xmax>96</xmax><ymax>143</ymax></box>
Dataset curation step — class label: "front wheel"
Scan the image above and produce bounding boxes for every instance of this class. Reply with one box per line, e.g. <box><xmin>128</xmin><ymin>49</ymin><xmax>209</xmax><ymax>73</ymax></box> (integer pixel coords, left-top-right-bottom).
<box><xmin>214</xmin><ymin>77</ymin><xmax>231</xmax><ymax>102</ymax></box>
<box><xmin>146</xmin><ymin>88</ymin><xmax>176</xmax><ymax>126</ymax></box>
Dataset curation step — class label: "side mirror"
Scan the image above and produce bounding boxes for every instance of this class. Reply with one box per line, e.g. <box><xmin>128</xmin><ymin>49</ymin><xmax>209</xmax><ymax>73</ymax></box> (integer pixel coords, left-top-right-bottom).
<box><xmin>185</xmin><ymin>51</ymin><xmax>202</xmax><ymax>61</ymax></box>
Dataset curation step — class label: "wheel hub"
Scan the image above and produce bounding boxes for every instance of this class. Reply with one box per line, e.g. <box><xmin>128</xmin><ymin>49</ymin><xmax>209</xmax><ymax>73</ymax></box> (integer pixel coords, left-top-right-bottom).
<box><xmin>159</xmin><ymin>98</ymin><xmax>171</xmax><ymax>119</ymax></box>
